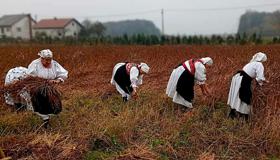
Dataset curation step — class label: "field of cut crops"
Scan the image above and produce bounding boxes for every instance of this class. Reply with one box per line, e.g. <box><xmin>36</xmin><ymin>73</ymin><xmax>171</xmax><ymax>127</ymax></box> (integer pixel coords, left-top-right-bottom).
<box><xmin>0</xmin><ymin>44</ymin><xmax>279</xmax><ymax>159</ymax></box>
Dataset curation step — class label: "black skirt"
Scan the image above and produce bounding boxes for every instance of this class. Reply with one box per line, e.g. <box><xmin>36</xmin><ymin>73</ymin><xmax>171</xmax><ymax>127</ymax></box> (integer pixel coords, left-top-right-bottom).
<box><xmin>114</xmin><ymin>64</ymin><xmax>133</xmax><ymax>95</ymax></box>
<box><xmin>176</xmin><ymin>66</ymin><xmax>195</xmax><ymax>102</ymax></box>
<box><xmin>31</xmin><ymin>85</ymin><xmax>62</xmax><ymax>115</ymax></box>
<box><xmin>237</xmin><ymin>71</ymin><xmax>253</xmax><ymax>105</ymax></box>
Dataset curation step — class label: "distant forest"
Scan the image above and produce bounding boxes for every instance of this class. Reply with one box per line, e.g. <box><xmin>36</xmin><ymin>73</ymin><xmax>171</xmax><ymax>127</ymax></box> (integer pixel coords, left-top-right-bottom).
<box><xmin>78</xmin><ymin>19</ymin><xmax>161</xmax><ymax>38</ymax></box>
<box><xmin>103</xmin><ymin>20</ymin><xmax>161</xmax><ymax>37</ymax></box>
<box><xmin>238</xmin><ymin>10</ymin><xmax>280</xmax><ymax>37</ymax></box>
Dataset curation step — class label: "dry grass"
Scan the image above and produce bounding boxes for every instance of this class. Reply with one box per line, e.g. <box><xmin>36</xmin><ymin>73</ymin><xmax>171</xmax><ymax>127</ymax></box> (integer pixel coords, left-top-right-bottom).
<box><xmin>0</xmin><ymin>44</ymin><xmax>279</xmax><ymax>159</ymax></box>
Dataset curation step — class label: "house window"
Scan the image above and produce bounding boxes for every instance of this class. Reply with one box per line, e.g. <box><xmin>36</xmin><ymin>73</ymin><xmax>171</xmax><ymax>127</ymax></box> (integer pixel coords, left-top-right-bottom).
<box><xmin>1</xmin><ymin>28</ymin><xmax>3</xmax><ymax>33</ymax></box>
<box><xmin>74</xmin><ymin>32</ymin><xmax>76</xmax><ymax>36</ymax></box>
<box><xmin>17</xmin><ymin>27</ymin><xmax>21</xmax><ymax>32</ymax></box>
<box><xmin>6</xmin><ymin>28</ymin><xmax>10</xmax><ymax>32</ymax></box>
<box><xmin>72</xmin><ymin>22</ymin><xmax>74</xmax><ymax>26</ymax></box>
<box><xmin>58</xmin><ymin>32</ymin><xmax>62</xmax><ymax>36</ymax></box>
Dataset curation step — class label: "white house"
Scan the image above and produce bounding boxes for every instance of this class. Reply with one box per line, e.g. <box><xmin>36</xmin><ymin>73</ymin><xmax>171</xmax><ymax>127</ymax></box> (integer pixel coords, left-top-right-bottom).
<box><xmin>0</xmin><ymin>14</ymin><xmax>35</xmax><ymax>40</ymax></box>
<box><xmin>33</xmin><ymin>18</ymin><xmax>83</xmax><ymax>38</ymax></box>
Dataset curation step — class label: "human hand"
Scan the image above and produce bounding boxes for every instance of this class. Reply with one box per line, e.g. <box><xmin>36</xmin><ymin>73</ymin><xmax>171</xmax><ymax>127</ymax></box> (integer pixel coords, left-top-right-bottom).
<box><xmin>48</xmin><ymin>79</ymin><xmax>61</xmax><ymax>84</ymax></box>
<box><xmin>264</xmin><ymin>80</ymin><xmax>270</xmax><ymax>83</ymax></box>
<box><xmin>131</xmin><ymin>89</ymin><xmax>138</xmax><ymax>99</ymax></box>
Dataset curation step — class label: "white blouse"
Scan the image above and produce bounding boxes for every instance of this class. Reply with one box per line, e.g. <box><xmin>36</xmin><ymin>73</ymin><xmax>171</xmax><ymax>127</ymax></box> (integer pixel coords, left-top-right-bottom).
<box><xmin>243</xmin><ymin>61</ymin><xmax>265</xmax><ymax>84</ymax></box>
<box><xmin>27</xmin><ymin>58</ymin><xmax>68</xmax><ymax>82</ymax></box>
<box><xmin>184</xmin><ymin>60</ymin><xmax>207</xmax><ymax>85</ymax></box>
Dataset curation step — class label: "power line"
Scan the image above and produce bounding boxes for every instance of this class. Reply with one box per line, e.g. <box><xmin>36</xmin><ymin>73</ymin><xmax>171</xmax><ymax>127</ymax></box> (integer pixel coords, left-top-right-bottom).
<box><xmin>77</xmin><ymin>3</ymin><xmax>280</xmax><ymax>19</ymax></box>
<box><xmin>33</xmin><ymin>3</ymin><xmax>280</xmax><ymax>20</ymax></box>
<box><xmin>78</xmin><ymin>9</ymin><xmax>160</xmax><ymax>19</ymax></box>
<box><xmin>161</xmin><ymin>9</ymin><xmax>164</xmax><ymax>35</ymax></box>
<box><xmin>166</xmin><ymin>3</ymin><xmax>280</xmax><ymax>12</ymax></box>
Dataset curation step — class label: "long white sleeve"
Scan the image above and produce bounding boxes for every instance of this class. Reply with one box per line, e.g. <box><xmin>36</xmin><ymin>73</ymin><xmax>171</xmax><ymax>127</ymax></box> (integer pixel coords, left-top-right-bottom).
<box><xmin>243</xmin><ymin>62</ymin><xmax>266</xmax><ymax>85</ymax></box>
<box><xmin>27</xmin><ymin>59</ymin><xmax>40</xmax><ymax>77</ymax></box>
<box><xmin>130</xmin><ymin>67</ymin><xmax>140</xmax><ymax>88</ymax></box>
<box><xmin>137</xmin><ymin>75</ymin><xmax>143</xmax><ymax>85</ymax></box>
<box><xmin>27</xmin><ymin>58</ymin><xmax>68</xmax><ymax>81</ymax></box>
<box><xmin>53</xmin><ymin>61</ymin><xmax>68</xmax><ymax>81</ymax></box>
<box><xmin>194</xmin><ymin>63</ymin><xmax>207</xmax><ymax>85</ymax></box>
<box><xmin>255</xmin><ymin>63</ymin><xmax>265</xmax><ymax>85</ymax></box>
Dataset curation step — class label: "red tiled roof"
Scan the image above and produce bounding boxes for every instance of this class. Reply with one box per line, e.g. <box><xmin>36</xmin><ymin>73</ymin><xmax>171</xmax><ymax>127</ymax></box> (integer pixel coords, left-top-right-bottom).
<box><xmin>33</xmin><ymin>18</ymin><xmax>73</xmax><ymax>29</ymax></box>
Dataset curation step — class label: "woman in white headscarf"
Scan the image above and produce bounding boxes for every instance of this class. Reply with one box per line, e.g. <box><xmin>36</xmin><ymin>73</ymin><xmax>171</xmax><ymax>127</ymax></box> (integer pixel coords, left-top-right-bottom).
<box><xmin>27</xmin><ymin>49</ymin><xmax>68</xmax><ymax>83</ymax></box>
<box><xmin>4</xmin><ymin>67</ymin><xmax>32</xmax><ymax>110</ymax></box>
<box><xmin>27</xmin><ymin>49</ymin><xmax>68</xmax><ymax>127</ymax></box>
<box><xmin>227</xmin><ymin>52</ymin><xmax>269</xmax><ymax>120</ymax></box>
<box><xmin>166</xmin><ymin>57</ymin><xmax>213</xmax><ymax>108</ymax></box>
<box><xmin>111</xmin><ymin>62</ymin><xmax>150</xmax><ymax>101</ymax></box>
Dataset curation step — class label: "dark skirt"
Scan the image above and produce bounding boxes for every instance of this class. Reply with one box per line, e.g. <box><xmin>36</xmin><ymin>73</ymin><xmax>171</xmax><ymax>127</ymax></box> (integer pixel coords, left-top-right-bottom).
<box><xmin>238</xmin><ymin>71</ymin><xmax>253</xmax><ymax>105</ymax></box>
<box><xmin>31</xmin><ymin>85</ymin><xmax>62</xmax><ymax>115</ymax></box>
<box><xmin>114</xmin><ymin>64</ymin><xmax>133</xmax><ymax>95</ymax></box>
<box><xmin>176</xmin><ymin>67</ymin><xmax>195</xmax><ymax>102</ymax></box>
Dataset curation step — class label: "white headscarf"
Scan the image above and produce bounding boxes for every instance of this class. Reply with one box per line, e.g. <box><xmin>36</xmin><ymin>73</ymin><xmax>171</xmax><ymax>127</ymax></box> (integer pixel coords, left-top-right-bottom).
<box><xmin>200</xmin><ymin>57</ymin><xmax>213</xmax><ymax>66</ymax></box>
<box><xmin>139</xmin><ymin>63</ymin><xmax>150</xmax><ymax>74</ymax></box>
<box><xmin>38</xmin><ymin>49</ymin><xmax>53</xmax><ymax>58</ymax></box>
<box><xmin>250</xmin><ymin>52</ymin><xmax>267</xmax><ymax>63</ymax></box>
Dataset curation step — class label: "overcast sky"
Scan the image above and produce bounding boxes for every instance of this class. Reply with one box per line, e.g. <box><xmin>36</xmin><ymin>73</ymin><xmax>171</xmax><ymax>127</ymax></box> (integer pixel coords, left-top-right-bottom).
<box><xmin>0</xmin><ymin>0</ymin><xmax>280</xmax><ymax>35</ymax></box>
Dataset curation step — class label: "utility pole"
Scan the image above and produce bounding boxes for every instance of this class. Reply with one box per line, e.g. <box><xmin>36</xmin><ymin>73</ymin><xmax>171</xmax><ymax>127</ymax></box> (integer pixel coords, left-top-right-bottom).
<box><xmin>35</xmin><ymin>14</ymin><xmax>38</xmax><ymax>22</ymax></box>
<box><xmin>161</xmin><ymin>9</ymin><xmax>164</xmax><ymax>35</ymax></box>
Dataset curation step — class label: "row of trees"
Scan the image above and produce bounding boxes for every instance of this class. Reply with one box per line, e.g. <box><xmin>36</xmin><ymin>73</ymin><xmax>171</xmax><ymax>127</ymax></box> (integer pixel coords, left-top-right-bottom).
<box><xmin>100</xmin><ymin>33</ymin><xmax>264</xmax><ymax>45</ymax></box>
<box><xmin>27</xmin><ymin>33</ymin><xmax>280</xmax><ymax>45</ymax></box>
<box><xmin>79</xmin><ymin>20</ymin><xmax>106</xmax><ymax>38</ymax></box>
<box><xmin>272</xmin><ymin>37</ymin><xmax>280</xmax><ymax>43</ymax></box>
<box><xmin>1</xmin><ymin>33</ymin><xmax>280</xmax><ymax>45</ymax></box>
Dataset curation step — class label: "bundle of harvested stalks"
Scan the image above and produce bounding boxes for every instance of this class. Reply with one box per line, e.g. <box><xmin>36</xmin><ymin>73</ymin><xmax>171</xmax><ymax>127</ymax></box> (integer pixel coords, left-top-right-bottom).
<box><xmin>1</xmin><ymin>76</ymin><xmax>62</xmax><ymax>114</ymax></box>
<box><xmin>2</xmin><ymin>77</ymin><xmax>46</xmax><ymax>95</ymax></box>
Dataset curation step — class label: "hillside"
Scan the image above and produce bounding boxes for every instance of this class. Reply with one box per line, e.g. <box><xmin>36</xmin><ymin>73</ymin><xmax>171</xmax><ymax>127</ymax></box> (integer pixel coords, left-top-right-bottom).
<box><xmin>103</xmin><ymin>19</ymin><xmax>161</xmax><ymax>37</ymax></box>
<box><xmin>238</xmin><ymin>10</ymin><xmax>280</xmax><ymax>37</ymax></box>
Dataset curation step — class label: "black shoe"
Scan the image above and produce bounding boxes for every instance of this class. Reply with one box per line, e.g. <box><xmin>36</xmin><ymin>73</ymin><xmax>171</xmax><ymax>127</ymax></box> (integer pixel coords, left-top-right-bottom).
<box><xmin>14</xmin><ymin>103</ymin><xmax>26</xmax><ymax>111</ymax></box>
<box><xmin>244</xmin><ymin>114</ymin><xmax>249</xmax><ymax>121</ymax></box>
<box><xmin>228</xmin><ymin>109</ymin><xmax>237</xmax><ymax>119</ymax></box>
<box><xmin>123</xmin><ymin>96</ymin><xmax>128</xmax><ymax>102</ymax></box>
<box><xmin>43</xmin><ymin>119</ymin><xmax>50</xmax><ymax>129</ymax></box>
<box><xmin>239</xmin><ymin>113</ymin><xmax>249</xmax><ymax>122</ymax></box>
<box><xmin>180</xmin><ymin>106</ymin><xmax>191</xmax><ymax>112</ymax></box>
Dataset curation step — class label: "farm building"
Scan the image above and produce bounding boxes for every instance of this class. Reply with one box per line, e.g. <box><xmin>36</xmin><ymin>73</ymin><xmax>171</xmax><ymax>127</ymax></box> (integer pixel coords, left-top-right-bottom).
<box><xmin>33</xmin><ymin>18</ymin><xmax>83</xmax><ymax>39</ymax></box>
<box><xmin>0</xmin><ymin>14</ymin><xmax>35</xmax><ymax>40</ymax></box>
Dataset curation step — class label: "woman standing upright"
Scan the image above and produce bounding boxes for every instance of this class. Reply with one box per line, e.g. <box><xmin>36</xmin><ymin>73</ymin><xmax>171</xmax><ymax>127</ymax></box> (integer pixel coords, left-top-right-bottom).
<box><xmin>166</xmin><ymin>57</ymin><xmax>213</xmax><ymax>108</ymax></box>
<box><xmin>228</xmin><ymin>52</ymin><xmax>269</xmax><ymax>120</ymax></box>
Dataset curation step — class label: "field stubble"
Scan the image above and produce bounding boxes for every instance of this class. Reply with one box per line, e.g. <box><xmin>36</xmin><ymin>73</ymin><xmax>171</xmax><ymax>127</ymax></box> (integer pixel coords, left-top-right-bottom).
<box><xmin>0</xmin><ymin>45</ymin><xmax>279</xmax><ymax>159</ymax></box>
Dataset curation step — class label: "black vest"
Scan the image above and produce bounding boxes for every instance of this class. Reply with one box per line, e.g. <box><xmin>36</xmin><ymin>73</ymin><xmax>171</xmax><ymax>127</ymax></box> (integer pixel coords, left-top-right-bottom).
<box><xmin>114</xmin><ymin>64</ymin><xmax>134</xmax><ymax>94</ymax></box>
<box><xmin>237</xmin><ymin>71</ymin><xmax>253</xmax><ymax>105</ymax></box>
